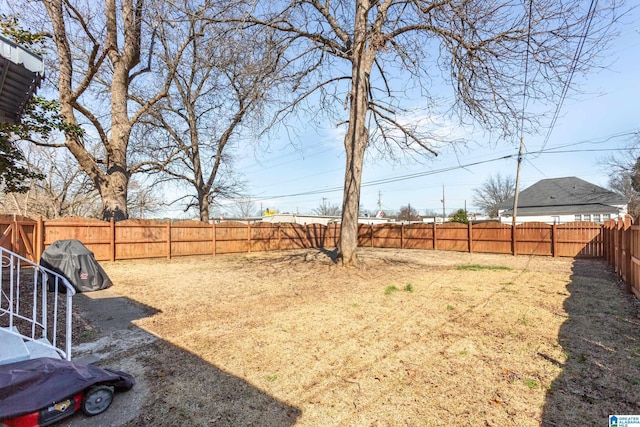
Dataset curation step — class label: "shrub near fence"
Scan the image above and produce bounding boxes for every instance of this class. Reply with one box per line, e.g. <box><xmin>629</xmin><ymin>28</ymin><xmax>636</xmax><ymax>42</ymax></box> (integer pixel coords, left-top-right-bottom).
<box><xmin>0</xmin><ymin>215</ymin><xmax>610</xmax><ymax>263</ymax></box>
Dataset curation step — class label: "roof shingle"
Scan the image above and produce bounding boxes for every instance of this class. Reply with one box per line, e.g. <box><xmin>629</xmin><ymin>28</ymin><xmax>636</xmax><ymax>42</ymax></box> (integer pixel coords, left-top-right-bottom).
<box><xmin>498</xmin><ymin>177</ymin><xmax>626</xmax><ymax>215</ymax></box>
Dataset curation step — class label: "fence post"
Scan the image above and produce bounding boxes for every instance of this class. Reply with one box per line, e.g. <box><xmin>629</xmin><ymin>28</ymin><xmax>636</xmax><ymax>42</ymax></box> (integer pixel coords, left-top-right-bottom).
<box><xmin>609</xmin><ymin>221</ymin><xmax>615</xmax><ymax>266</ymax></box>
<box><xmin>617</xmin><ymin>219</ymin><xmax>623</xmax><ymax>280</ymax></box>
<box><xmin>166</xmin><ymin>220</ymin><xmax>171</xmax><ymax>259</ymax></box>
<box><xmin>625</xmin><ymin>221</ymin><xmax>632</xmax><ymax>294</ymax></box>
<box><xmin>370</xmin><ymin>224</ymin><xmax>373</xmax><ymax>248</ymax></box>
<box><xmin>248</xmin><ymin>222</ymin><xmax>252</xmax><ymax>253</ymax></box>
<box><xmin>602</xmin><ymin>222</ymin><xmax>608</xmax><ymax>262</ymax></box>
<box><xmin>110</xmin><ymin>217</ymin><xmax>116</xmax><ymax>262</ymax></box>
<box><xmin>551</xmin><ymin>221</ymin><xmax>557</xmax><ymax>257</ymax></box>
<box><xmin>468</xmin><ymin>221</ymin><xmax>473</xmax><ymax>253</ymax></box>
<box><xmin>433</xmin><ymin>221</ymin><xmax>437</xmax><ymax>250</ymax></box>
<box><xmin>610</xmin><ymin>222</ymin><xmax>615</xmax><ymax>266</ymax></box>
<box><xmin>278</xmin><ymin>224</ymin><xmax>282</xmax><ymax>250</ymax></box>
<box><xmin>36</xmin><ymin>215</ymin><xmax>44</xmax><ymax>263</ymax></box>
<box><xmin>512</xmin><ymin>223</ymin><xmax>518</xmax><ymax>256</ymax></box>
<box><xmin>401</xmin><ymin>223</ymin><xmax>405</xmax><ymax>249</ymax></box>
<box><xmin>604</xmin><ymin>222</ymin><xmax>608</xmax><ymax>262</ymax></box>
<box><xmin>212</xmin><ymin>222</ymin><xmax>217</xmax><ymax>257</ymax></box>
<box><xmin>11</xmin><ymin>213</ymin><xmax>18</xmax><ymax>254</ymax></box>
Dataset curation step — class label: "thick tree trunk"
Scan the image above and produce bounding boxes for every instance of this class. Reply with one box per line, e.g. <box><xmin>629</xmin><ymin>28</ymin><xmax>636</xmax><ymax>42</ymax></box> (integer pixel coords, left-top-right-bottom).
<box><xmin>339</xmin><ymin>117</ymin><xmax>367</xmax><ymax>266</ymax></box>
<box><xmin>44</xmin><ymin>0</ymin><xmax>143</xmax><ymax>223</ymax></box>
<box><xmin>99</xmin><ymin>172</ymin><xmax>129</xmax><ymax>221</ymax></box>
<box><xmin>338</xmin><ymin>0</ymin><xmax>373</xmax><ymax>266</ymax></box>
<box><xmin>199</xmin><ymin>192</ymin><xmax>210</xmax><ymax>222</ymax></box>
<box><xmin>102</xmin><ymin>65</ymin><xmax>131</xmax><ymax>221</ymax></box>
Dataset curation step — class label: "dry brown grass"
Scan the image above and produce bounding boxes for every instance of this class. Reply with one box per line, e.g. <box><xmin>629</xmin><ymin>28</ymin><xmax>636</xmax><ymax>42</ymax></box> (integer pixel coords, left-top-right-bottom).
<box><xmin>96</xmin><ymin>248</ymin><xmax>639</xmax><ymax>426</ymax></box>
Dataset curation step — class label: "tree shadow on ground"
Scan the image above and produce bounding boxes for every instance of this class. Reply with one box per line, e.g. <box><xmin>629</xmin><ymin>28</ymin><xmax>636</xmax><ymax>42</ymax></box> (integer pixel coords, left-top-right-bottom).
<box><xmin>59</xmin><ymin>291</ymin><xmax>301</xmax><ymax>427</ymax></box>
<box><xmin>263</xmin><ymin>247</ymin><xmax>433</xmax><ymax>270</ymax></box>
<box><xmin>265</xmin><ymin>247</ymin><xmax>339</xmax><ymax>266</ymax></box>
<box><xmin>541</xmin><ymin>258</ymin><xmax>640</xmax><ymax>426</ymax></box>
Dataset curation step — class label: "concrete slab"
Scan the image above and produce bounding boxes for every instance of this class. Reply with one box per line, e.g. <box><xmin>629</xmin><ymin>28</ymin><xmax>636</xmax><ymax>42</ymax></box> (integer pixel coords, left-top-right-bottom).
<box><xmin>0</xmin><ymin>327</ymin><xmax>29</xmax><ymax>365</ymax></box>
<box><xmin>51</xmin><ymin>288</ymin><xmax>160</xmax><ymax>427</ymax></box>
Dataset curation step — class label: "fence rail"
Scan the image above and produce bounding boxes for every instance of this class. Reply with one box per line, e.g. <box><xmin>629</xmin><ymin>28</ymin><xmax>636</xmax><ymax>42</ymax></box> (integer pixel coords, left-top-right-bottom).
<box><xmin>0</xmin><ymin>215</ymin><xmax>608</xmax><ymax>264</ymax></box>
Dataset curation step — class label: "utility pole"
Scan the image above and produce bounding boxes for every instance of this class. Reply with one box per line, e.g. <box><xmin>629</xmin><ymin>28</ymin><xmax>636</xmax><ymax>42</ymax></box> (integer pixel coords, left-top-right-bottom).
<box><xmin>512</xmin><ymin>136</ymin><xmax>525</xmax><ymax>227</ymax></box>
<box><xmin>441</xmin><ymin>185</ymin><xmax>446</xmax><ymax>221</ymax></box>
<box><xmin>377</xmin><ymin>191</ymin><xmax>382</xmax><ymax>212</ymax></box>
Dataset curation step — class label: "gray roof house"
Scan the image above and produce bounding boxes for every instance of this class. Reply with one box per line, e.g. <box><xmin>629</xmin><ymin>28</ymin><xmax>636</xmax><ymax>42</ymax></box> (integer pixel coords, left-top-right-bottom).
<box><xmin>497</xmin><ymin>176</ymin><xmax>627</xmax><ymax>224</ymax></box>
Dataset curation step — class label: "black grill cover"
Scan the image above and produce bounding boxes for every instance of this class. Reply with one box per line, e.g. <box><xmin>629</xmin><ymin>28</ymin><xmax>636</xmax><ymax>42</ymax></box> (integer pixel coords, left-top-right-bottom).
<box><xmin>40</xmin><ymin>239</ymin><xmax>112</xmax><ymax>292</ymax></box>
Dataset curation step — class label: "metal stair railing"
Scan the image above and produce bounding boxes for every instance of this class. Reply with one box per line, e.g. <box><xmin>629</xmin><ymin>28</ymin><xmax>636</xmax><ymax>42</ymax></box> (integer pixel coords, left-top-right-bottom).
<box><xmin>0</xmin><ymin>246</ymin><xmax>76</xmax><ymax>360</ymax></box>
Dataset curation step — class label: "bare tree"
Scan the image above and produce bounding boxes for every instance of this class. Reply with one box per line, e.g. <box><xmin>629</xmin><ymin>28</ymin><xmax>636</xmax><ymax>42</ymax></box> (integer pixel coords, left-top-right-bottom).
<box><xmin>608</xmin><ymin>174</ymin><xmax>640</xmax><ymax>219</ymax></box>
<box><xmin>0</xmin><ymin>144</ymin><xmax>101</xmax><ymax>218</ymax></box>
<box><xmin>472</xmin><ymin>173</ymin><xmax>516</xmax><ymax>218</ymax></box>
<box><xmin>233</xmin><ymin>199</ymin><xmax>258</xmax><ymax>218</ymax></box>
<box><xmin>423</xmin><ymin>209</ymin><xmax>440</xmax><ymax>218</ymax></box>
<box><xmin>30</xmin><ymin>0</ymin><xmax>187</xmax><ymax>221</ymax></box>
<box><xmin>397</xmin><ymin>204</ymin><xmax>419</xmax><ymax>222</ymax></box>
<box><xmin>238</xmin><ymin>0</ymin><xmax>623</xmax><ymax>265</ymax></box>
<box><xmin>126</xmin><ymin>179</ymin><xmax>164</xmax><ymax>219</ymax></box>
<box><xmin>602</xmin><ymin>139</ymin><xmax>640</xmax><ymax>218</ymax></box>
<box><xmin>136</xmin><ymin>2</ymin><xmax>287</xmax><ymax>221</ymax></box>
<box><xmin>135</xmin><ymin>0</ymin><xmax>278</xmax><ymax>221</ymax></box>
<box><xmin>313</xmin><ymin>198</ymin><xmax>341</xmax><ymax>216</ymax></box>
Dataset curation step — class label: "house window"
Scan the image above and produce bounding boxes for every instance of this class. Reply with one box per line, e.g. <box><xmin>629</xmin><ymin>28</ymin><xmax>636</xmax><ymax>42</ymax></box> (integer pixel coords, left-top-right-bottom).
<box><xmin>583</xmin><ymin>214</ymin><xmax>591</xmax><ymax>222</ymax></box>
<box><xmin>574</xmin><ymin>214</ymin><xmax>581</xmax><ymax>221</ymax></box>
<box><xmin>603</xmin><ymin>213</ymin><xmax>611</xmax><ymax>220</ymax></box>
<box><xmin>593</xmin><ymin>214</ymin><xmax>601</xmax><ymax>222</ymax></box>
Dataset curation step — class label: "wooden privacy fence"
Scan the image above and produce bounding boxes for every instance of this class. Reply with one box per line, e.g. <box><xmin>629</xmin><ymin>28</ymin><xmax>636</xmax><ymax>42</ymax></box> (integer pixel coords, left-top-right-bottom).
<box><xmin>603</xmin><ymin>216</ymin><xmax>640</xmax><ymax>299</ymax></box>
<box><xmin>358</xmin><ymin>221</ymin><xmax>603</xmax><ymax>257</ymax></box>
<box><xmin>1</xmin><ymin>215</ymin><xmax>605</xmax><ymax>263</ymax></box>
<box><xmin>0</xmin><ymin>214</ymin><xmax>39</xmax><ymax>261</ymax></box>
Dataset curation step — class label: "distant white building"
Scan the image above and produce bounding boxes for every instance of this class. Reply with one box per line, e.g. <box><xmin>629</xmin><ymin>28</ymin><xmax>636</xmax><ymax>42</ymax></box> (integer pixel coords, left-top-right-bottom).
<box><xmin>498</xmin><ymin>177</ymin><xmax>627</xmax><ymax>224</ymax></box>
<box><xmin>260</xmin><ymin>213</ymin><xmax>393</xmax><ymax>225</ymax></box>
<box><xmin>422</xmin><ymin>217</ymin><xmax>445</xmax><ymax>224</ymax></box>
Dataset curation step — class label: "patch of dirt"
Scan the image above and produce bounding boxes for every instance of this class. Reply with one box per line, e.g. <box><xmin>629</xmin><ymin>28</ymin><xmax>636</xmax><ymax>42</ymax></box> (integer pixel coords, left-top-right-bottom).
<box><xmin>0</xmin><ymin>268</ymin><xmax>97</xmax><ymax>347</ymax></box>
<box><xmin>74</xmin><ymin>249</ymin><xmax>640</xmax><ymax>425</ymax></box>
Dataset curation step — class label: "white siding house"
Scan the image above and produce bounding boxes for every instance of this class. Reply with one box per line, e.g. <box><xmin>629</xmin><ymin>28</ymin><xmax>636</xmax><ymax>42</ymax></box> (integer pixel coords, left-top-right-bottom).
<box><xmin>497</xmin><ymin>177</ymin><xmax>627</xmax><ymax>224</ymax></box>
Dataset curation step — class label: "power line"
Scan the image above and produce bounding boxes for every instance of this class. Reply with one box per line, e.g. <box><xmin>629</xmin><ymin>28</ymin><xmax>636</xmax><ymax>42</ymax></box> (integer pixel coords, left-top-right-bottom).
<box><xmin>512</xmin><ymin>0</ymin><xmax>535</xmax><ymax>228</ymax></box>
<box><xmin>520</xmin><ymin>0</ymin><xmax>534</xmax><ymax>137</ymax></box>
<box><xmin>537</xmin><ymin>0</ymin><xmax>598</xmax><ymax>154</ymax></box>
<box><xmin>248</xmin><ymin>131</ymin><xmax>636</xmax><ymax>202</ymax></box>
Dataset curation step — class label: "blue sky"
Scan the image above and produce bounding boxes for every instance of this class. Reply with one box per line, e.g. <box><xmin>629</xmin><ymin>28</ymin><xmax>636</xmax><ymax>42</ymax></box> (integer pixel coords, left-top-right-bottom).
<box><xmin>231</xmin><ymin>11</ymin><xmax>637</xmax><ymax>218</ymax></box>
<box><xmin>5</xmin><ymin>1</ymin><xmax>636</xmax><ymax>219</ymax></box>
<box><xmin>171</xmin><ymin>7</ymin><xmax>640</xmax><ymax>219</ymax></box>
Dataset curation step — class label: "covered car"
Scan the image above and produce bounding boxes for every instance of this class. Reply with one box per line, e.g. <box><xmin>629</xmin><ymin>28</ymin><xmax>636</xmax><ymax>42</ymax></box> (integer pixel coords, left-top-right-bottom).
<box><xmin>39</xmin><ymin>239</ymin><xmax>112</xmax><ymax>292</ymax></box>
